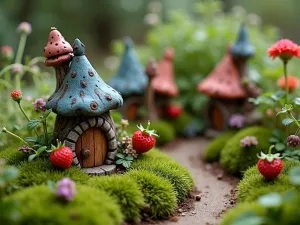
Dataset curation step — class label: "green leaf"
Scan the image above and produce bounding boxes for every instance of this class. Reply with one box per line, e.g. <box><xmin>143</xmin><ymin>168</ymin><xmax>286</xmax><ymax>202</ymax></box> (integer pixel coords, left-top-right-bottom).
<box><xmin>125</xmin><ymin>156</ymin><xmax>134</xmax><ymax>161</ymax></box>
<box><xmin>27</xmin><ymin>120</ymin><xmax>40</xmax><ymax>130</ymax></box>
<box><xmin>28</xmin><ymin>154</ymin><xmax>36</xmax><ymax>162</ymax></box>
<box><xmin>275</xmin><ymin>143</ymin><xmax>286</xmax><ymax>151</ymax></box>
<box><xmin>258</xmin><ymin>193</ymin><xmax>282</xmax><ymax>207</ymax></box>
<box><xmin>289</xmin><ymin>167</ymin><xmax>300</xmax><ymax>185</ymax></box>
<box><xmin>271</xmin><ymin>91</ymin><xmax>285</xmax><ymax>101</ymax></box>
<box><xmin>269</xmin><ymin>137</ymin><xmax>279</xmax><ymax>143</ymax></box>
<box><xmin>272</xmin><ymin>129</ymin><xmax>282</xmax><ymax>138</ymax></box>
<box><xmin>36</xmin><ymin>146</ymin><xmax>47</xmax><ymax>155</ymax></box>
<box><xmin>282</xmin><ymin>118</ymin><xmax>294</xmax><ymax>126</ymax></box>
<box><xmin>116</xmin><ymin>153</ymin><xmax>125</xmax><ymax>159</ymax></box>
<box><xmin>284</xmin><ymin>104</ymin><xmax>293</xmax><ymax>111</ymax></box>
<box><xmin>231</xmin><ymin>212</ymin><xmax>264</xmax><ymax>225</ymax></box>
<box><xmin>24</xmin><ymin>137</ymin><xmax>37</xmax><ymax>143</ymax></box>
<box><xmin>122</xmin><ymin>160</ymin><xmax>132</xmax><ymax>169</ymax></box>
<box><xmin>295</xmin><ymin>98</ymin><xmax>300</xmax><ymax>105</ymax></box>
<box><xmin>116</xmin><ymin>159</ymin><xmax>124</xmax><ymax>164</ymax></box>
<box><xmin>276</xmin><ymin>110</ymin><xmax>287</xmax><ymax>116</ymax></box>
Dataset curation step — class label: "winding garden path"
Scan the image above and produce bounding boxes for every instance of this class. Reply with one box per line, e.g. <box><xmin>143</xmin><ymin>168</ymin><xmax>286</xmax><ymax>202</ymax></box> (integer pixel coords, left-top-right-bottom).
<box><xmin>160</xmin><ymin>138</ymin><xmax>239</xmax><ymax>225</ymax></box>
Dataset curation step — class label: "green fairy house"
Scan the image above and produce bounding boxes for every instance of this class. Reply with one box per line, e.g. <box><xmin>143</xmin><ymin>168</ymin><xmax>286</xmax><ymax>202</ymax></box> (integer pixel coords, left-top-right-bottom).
<box><xmin>109</xmin><ymin>37</ymin><xmax>148</xmax><ymax>121</ymax></box>
<box><xmin>197</xmin><ymin>24</ymin><xmax>259</xmax><ymax>134</ymax></box>
<box><xmin>46</xmin><ymin>38</ymin><xmax>123</xmax><ymax>175</ymax></box>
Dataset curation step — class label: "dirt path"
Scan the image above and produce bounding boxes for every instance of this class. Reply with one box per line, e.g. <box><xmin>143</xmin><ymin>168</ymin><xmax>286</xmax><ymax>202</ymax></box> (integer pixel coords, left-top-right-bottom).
<box><xmin>158</xmin><ymin>137</ymin><xmax>239</xmax><ymax>225</ymax></box>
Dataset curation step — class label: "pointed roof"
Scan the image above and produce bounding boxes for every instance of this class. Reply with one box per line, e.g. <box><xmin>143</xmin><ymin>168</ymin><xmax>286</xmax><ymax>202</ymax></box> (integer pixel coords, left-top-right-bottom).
<box><xmin>197</xmin><ymin>49</ymin><xmax>246</xmax><ymax>99</ymax></box>
<box><xmin>231</xmin><ymin>24</ymin><xmax>255</xmax><ymax>58</ymax></box>
<box><xmin>108</xmin><ymin>37</ymin><xmax>148</xmax><ymax>97</ymax></box>
<box><xmin>46</xmin><ymin>39</ymin><xmax>123</xmax><ymax>116</ymax></box>
<box><xmin>151</xmin><ymin>47</ymin><xmax>179</xmax><ymax>97</ymax></box>
<box><xmin>44</xmin><ymin>27</ymin><xmax>73</xmax><ymax>67</ymax></box>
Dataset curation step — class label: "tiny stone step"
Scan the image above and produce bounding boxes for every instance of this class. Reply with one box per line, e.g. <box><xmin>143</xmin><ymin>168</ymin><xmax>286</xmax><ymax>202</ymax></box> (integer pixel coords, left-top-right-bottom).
<box><xmin>82</xmin><ymin>164</ymin><xmax>116</xmax><ymax>176</ymax></box>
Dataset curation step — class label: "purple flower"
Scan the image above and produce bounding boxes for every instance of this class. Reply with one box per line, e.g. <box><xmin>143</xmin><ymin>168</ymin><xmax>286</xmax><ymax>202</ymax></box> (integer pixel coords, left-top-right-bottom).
<box><xmin>240</xmin><ymin>136</ymin><xmax>258</xmax><ymax>148</ymax></box>
<box><xmin>56</xmin><ymin>178</ymin><xmax>77</xmax><ymax>202</ymax></box>
<box><xmin>17</xmin><ymin>22</ymin><xmax>32</xmax><ymax>35</ymax></box>
<box><xmin>32</xmin><ymin>98</ymin><xmax>46</xmax><ymax>112</ymax></box>
<box><xmin>18</xmin><ymin>146</ymin><xmax>33</xmax><ymax>154</ymax></box>
<box><xmin>228</xmin><ymin>114</ymin><xmax>245</xmax><ymax>129</ymax></box>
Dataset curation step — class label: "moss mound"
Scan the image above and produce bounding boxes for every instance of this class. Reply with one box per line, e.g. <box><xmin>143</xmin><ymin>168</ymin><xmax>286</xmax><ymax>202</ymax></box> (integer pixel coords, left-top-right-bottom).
<box><xmin>4</xmin><ymin>185</ymin><xmax>123</xmax><ymax>225</ymax></box>
<box><xmin>219</xmin><ymin>202</ymin><xmax>266</xmax><ymax>225</ymax></box>
<box><xmin>203</xmin><ymin>131</ymin><xmax>236</xmax><ymax>162</ymax></box>
<box><xmin>167</xmin><ymin>112</ymin><xmax>192</xmax><ymax>136</ymax></box>
<box><xmin>16</xmin><ymin>158</ymin><xmax>90</xmax><ymax>187</ymax></box>
<box><xmin>126</xmin><ymin>170</ymin><xmax>177</xmax><ymax>219</ymax></box>
<box><xmin>220</xmin><ymin>126</ymin><xmax>272</xmax><ymax>175</ymax></box>
<box><xmin>88</xmin><ymin>175</ymin><xmax>145</xmax><ymax>222</ymax></box>
<box><xmin>127</xmin><ymin>121</ymin><xmax>175</xmax><ymax>146</ymax></box>
<box><xmin>0</xmin><ymin>148</ymin><xmax>27</xmax><ymax>165</ymax></box>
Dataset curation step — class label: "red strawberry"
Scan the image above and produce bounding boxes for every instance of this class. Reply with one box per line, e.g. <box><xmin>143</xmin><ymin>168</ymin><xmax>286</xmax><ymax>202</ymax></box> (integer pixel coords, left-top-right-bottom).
<box><xmin>50</xmin><ymin>142</ymin><xmax>73</xmax><ymax>169</ymax></box>
<box><xmin>257</xmin><ymin>145</ymin><xmax>283</xmax><ymax>180</ymax></box>
<box><xmin>166</xmin><ymin>104</ymin><xmax>182</xmax><ymax>118</ymax></box>
<box><xmin>132</xmin><ymin>121</ymin><xmax>159</xmax><ymax>153</ymax></box>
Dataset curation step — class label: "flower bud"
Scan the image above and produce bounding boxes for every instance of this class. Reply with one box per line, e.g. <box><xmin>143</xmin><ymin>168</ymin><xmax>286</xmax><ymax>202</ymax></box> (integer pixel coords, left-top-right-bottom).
<box><xmin>17</xmin><ymin>22</ymin><xmax>32</xmax><ymax>35</ymax></box>
<box><xmin>1</xmin><ymin>45</ymin><xmax>14</xmax><ymax>61</ymax></box>
<box><xmin>10</xmin><ymin>90</ymin><xmax>22</xmax><ymax>102</ymax></box>
<box><xmin>287</xmin><ymin>135</ymin><xmax>300</xmax><ymax>148</ymax></box>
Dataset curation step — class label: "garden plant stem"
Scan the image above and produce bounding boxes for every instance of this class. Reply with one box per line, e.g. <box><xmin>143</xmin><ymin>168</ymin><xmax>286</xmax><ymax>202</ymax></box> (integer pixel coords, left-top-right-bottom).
<box><xmin>15</xmin><ymin>33</ymin><xmax>27</xmax><ymax>64</ymax></box>
<box><xmin>17</xmin><ymin>102</ymin><xmax>39</xmax><ymax>136</ymax></box>
<box><xmin>42</xmin><ymin>119</ymin><xmax>48</xmax><ymax>145</ymax></box>
<box><xmin>283</xmin><ymin>60</ymin><xmax>288</xmax><ymax>104</ymax></box>
<box><xmin>4</xmin><ymin>129</ymin><xmax>29</xmax><ymax>146</ymax></box>
<box><xmin>289</xmin><ymin>111</ymin><xmax>300</xmax><ymax>128</ymax></box>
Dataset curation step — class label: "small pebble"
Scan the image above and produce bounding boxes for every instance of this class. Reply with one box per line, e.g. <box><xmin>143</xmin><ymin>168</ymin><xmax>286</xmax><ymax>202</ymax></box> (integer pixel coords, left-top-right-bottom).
<box><xmin>181</xmin><ymin>213</ymin><xmax>186</xmax><ymax>217</ymax></box>
<box><xmin>178</xmin><ymin>208</ymin><xmax>183</xmax><ymax>213</ymax></box>
<box><xmin>195</xmin><ymin>195</ymin><xmax>201</xmax><ymax>201</ymax></box>
<box><xmin>217</xmin><ymin>174</ymin><xmax>223</xmax><ymax>180</ymax></box>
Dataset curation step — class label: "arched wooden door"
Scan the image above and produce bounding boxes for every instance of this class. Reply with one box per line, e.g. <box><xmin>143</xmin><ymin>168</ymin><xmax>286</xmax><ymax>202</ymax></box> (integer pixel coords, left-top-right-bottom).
<box><xmin>210</xmin><ymin>105</ymin><xmax>225</xmax><ymax>131</ymax></box>
<box><xmin>75</xmin><ymin>128</ymin><xmax>107</xmax><ymax>168</ymax></box>
<box><xmin>126</xmin><ymin>103</ymin><xmax>140</xmax><ymax>121</ymax></box>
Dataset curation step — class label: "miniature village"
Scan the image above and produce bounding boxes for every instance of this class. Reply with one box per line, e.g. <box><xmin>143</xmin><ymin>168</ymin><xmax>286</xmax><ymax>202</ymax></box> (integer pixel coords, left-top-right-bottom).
<box><xmin>2</xmin><ymin>1</ymin><xmax>300</xmax><ymax>225</ymax></box>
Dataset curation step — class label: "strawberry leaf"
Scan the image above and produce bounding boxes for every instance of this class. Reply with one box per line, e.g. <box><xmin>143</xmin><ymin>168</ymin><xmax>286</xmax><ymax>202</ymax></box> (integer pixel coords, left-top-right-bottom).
<box><xmin>28</xmin><ymin>154</ymin><xmax>36</xmax><ymax>162</ymax></box>
<box><xmin>27</xmin><ymin>120</ymin><xmax>40</xmax><ymax>130</ymax></box>
<box><xmin>282</xmin><ymin>118</ymin><xmax>294</xmax><ymax>126</ymax></box>
<box><xmin>116</xmin><ymin>159</ymin><xmax>124</xmax><ymax>164</ymax></box>
<box><xmin>117</xmin><ymin>153</ymin><xmax>125</xmax><ymax>159</ymax></box>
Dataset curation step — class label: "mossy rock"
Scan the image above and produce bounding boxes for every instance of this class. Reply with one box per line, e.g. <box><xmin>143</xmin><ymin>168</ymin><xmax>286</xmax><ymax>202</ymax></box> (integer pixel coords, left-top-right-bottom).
<box><xmin>127</xmin><ymin>121</ymin><xmax>175</xmax><ymax>146</ymax></box>
<box><xmin>167</xmin><ymin>112</ymin><xmax>192</xmax><ymax>136</ymax></box>
<box><xmin>125</xmin><ymin>170</ymin><xmax>177</xmax><ymax>219</ymax></box>
<box><xmin>220</xmin><ymin>126</ymin><xmax>272</xmax><ymax>175</ymax></box>
<box><xmin>88</xmin><ymin>175</ymin><xmax>145</xmax><ymax>222</ymax></box>
<box><xmin>203</xmin><ymin>131</ymin><xmax>236</xmax><ymax>162</ymax></box>
<box><xmin>131</xmin><ymin>150</ymin><xmax>194</xmax><ymax>203</ymax></box>
<box><xmin>238</xmin><ymin>160</ymin><xmax>300</xmax><ymax>202</ymax></box>
<box><xmin>0</xmin><ymin>148</ymin><xmax>27</xmax><ymax>165</ymax></box>
<box><xmin>16</xmin><ymin>158</ymin><xmax>90</xmax><ymax>187</ymax></box>
<box><xmin>219</xmin><ymin>202</ymin><xmax>266</xmax><ymax>225</ymax></box>
<box><xmin>3</xmin><ymin>185</ymin><xmax>123</xmax><ymax>225</ymax></box>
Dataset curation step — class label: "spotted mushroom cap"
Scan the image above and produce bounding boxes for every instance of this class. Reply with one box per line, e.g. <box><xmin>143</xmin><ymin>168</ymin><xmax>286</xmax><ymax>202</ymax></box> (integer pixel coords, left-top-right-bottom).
<box><xmin>108</xmin><ymin>37</ymin><xmax>148</xmax><ymax>97</ymax></box>
<box><xmin>46</xmin><ymin>39</ymin><xmax>123</xmax><ymax>116</ymax></box>
<box><xmin>231</xmin><ymin>24</ymin><xmax>255</xmax><ymax>59</ymax></box>
<box><xmin>44</xmin><ymin>27</ymin><xmax>73</xmax><ymax>67</ymax></box>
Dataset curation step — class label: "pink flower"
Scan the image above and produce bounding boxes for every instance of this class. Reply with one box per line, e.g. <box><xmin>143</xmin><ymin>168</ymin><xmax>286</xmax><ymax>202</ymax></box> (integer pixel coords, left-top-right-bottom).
<box><xmin>11</xmin><ymin>64</ymin><xmax>23</xmax><ymax>74</ymax></box>
<box><xmin>240</xmin><ymin>136</ymin><xmax>258</xmax><ymax>148</ymax></box>
<box><xmin>17</xmin><ymin>22</ymin><xmax>32</xmax><ymax>35</ymax></box>
<box><xmin>32</xmin><ymin>98</ymin><xmax>46</xmax><ymax>112</ymax></box>
<box><xmin>56</xmin><ymin>178</ymin><xmax>77</xmax><ymax>201</ymax></box>
<box><xmin>228</xmin><ymin>114</ymin><xmax>245</xmax><ymax>129</ymax></box>
<box><xmin>268</xmin><ymin>39</ymin><xmax>300</xmax><ymax>61</ymax></box>
<box><xmin>1</xmin><ymin>45</ymin><xmax>14</xmax><ymax>60</ymax></box>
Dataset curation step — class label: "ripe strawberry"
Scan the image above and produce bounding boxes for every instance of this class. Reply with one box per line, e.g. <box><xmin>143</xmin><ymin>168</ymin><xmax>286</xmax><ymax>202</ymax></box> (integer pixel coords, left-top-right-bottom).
<box><xmin>132</xmin><ymin>121</ymin><xmax>159</xmax><ymax>153</ymax></box>
<box><xmin>166</xmin><ymin>104</ymin><xmax>182</xmax><ymax>119</ymax></box>
<box><xmin>257</xmin><ymin>145</ymin><xmax>283</xmax><ymax>180</ymax></box>
<box><xmin>50</xmin><ymin>142</ymin><xmax>73</xmax><ymax>169</ymax></box>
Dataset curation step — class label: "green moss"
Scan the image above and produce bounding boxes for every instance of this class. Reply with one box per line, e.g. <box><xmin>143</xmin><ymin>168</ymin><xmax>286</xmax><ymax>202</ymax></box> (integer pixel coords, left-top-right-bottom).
<box><xmin>125</xmin><ymin>170</ymin><xmax>177</xmax><ymax>219</ymax></box>
<box><xmin>0</xmin><ymin>148</ymin><xmax>27</xmax><ymax>165</ymax></box>
<box><xmin>167</xmin><ymin>112</ymin><xmax>192</xmax><ymax>136</ymax></box>
<box><xmin>127</xmin><ymin>121</ymin><xmax>175</xmax><ymax>146</ymax></box>
<box><xmin>131</xmin><ymin>156</ymin><xmax>193</xmax><ymax>203</ymax></box>
<box><xmin>219</xmin><ymin>202</ymin><xmax>266</xmax><ymax>225</ymax></box>
<box><xmin>88</xmin><ymin>175</ymin><xmax>145</xmax><ymax>222</ymax></box>
<box><xmin>220</xmin><ymin>126</ymin><xmax>272</xmax><ymax>175</ymax></box>
<box><xmin>238</xmin><ymin>160</ymin><xmax>300</xmax><ymax>202</ymax></box>
<box><xmin>203</xmin><ymin>131</ymin><xmax>236</xmax><ymax>162</ymax></box>
<box><xmin>4</xmin><ymin>185</ymin><xmax>123</xmax><ymax>225</ymax></box>
<box><xmin>16</xmin><ymin>158</ymin><xmax>90</xmax><ymax>187</ymax></box>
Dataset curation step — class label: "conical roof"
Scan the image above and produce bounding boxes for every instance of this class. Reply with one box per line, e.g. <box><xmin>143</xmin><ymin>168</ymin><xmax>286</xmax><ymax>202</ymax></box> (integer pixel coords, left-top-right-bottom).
<box><xmin>44</xmin><ymin>27</ymin><xmax>73</xmax><ymax>67</ymax></box>
<box><xmin>152</xmin><ymin>47</ymin><xmax>179</xmax><ymax>97</ymax></box>
<box><xmin>108</xmin><ymin>37</ymin><xmax>148</xmax><ymax>97</ymax></box>
<box><xmin>231</xmin><ymin>24</ymin><xmax>255</xmax><ymax>58</ymax></box>
<box><xmin>46</xmin><ymin>39</ymin><xmax>123</xmax><ymax>116</ymax></box>
<box><xmin>197</xmin><ymin>49</ymin><xmax>246</xmax><ymax>99</ymax></box>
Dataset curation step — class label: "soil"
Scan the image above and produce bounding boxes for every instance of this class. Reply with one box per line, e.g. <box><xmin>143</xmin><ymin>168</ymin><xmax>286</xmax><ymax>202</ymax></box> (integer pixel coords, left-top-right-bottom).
<box><xmin>142</xmin><ymin>137</ymin><xmax>239</xmax><ymax>225</ymax></box>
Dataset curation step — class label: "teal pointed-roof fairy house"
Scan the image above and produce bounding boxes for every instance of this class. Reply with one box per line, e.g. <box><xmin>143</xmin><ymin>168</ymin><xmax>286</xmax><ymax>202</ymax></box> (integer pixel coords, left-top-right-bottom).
<box><xmin>109</xmin><ymin>37</ymin><xmax>148</xmax><ymax>120</ymax></box>
<box><xmin>46</xmin><ymin>38</ymin><xmax>123</xmax><ymax>175</ymax></box>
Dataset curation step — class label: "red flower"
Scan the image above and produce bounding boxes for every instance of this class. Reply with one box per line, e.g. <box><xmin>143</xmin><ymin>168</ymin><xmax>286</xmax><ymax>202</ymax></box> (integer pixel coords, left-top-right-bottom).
<box><xmin>268</xmin><ymin>39</ymin><xmax>300</xmax><ymax>61</ymax></box>
<box><xmin>277</xmin><ymin>75</ymin><xmax>299</xmax><ymax>92</ymax></box>
<box><xmin>10</xmin><ymin>90</ymin><xmax>22</xmax><ymax>102</ymax></box>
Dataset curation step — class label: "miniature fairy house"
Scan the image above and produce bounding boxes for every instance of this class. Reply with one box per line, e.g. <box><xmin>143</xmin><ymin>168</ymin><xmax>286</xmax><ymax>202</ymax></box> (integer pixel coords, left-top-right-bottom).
<box><xmin>151</xmin><ymin>47</ymin><xmax>179</xmax><ymax>117</ymax></box>
<box><xmin>197</xmin><ymin>24</ymin><xmax>256</xmax><ymax>132</ymax></box>
<box><xmin>109</xmin><ymin>37</ymin><xmax>148</xmax><ymax>121</ymax></box>
<box><xmin>46</xmin><ymin>37</ymin><xmax>123</xmax><ymax>175</ymax></box>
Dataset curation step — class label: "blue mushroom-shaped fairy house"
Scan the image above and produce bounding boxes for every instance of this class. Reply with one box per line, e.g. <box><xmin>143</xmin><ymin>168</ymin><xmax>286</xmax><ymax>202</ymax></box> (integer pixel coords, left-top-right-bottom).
<box><xmin>197</xmin><ymin>24</ymin><xmax>260</xmax><ymax>134</ymax></box>
<box><xmin>46</xmin><ymin>38</ymin><xmax>123</xmax><ymax>175</ymax></box>
<box><xmin>109</xmin><ymin>37</ymin><xmax>148</xmax><ymax>121</ymax></box>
